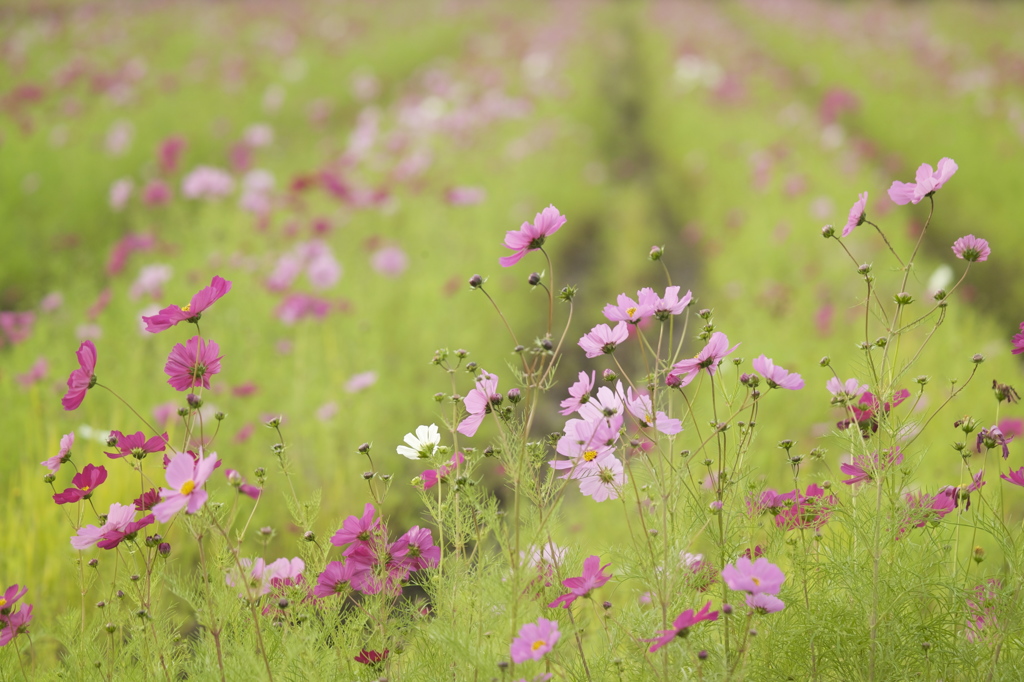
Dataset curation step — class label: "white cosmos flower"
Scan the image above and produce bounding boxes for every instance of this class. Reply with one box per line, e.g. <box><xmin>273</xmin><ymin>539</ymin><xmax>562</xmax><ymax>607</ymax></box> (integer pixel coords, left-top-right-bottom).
<box><xmin>396</xmin><ymin>424</ymin><xmax>441</xmax><ymax>460</ymax></box>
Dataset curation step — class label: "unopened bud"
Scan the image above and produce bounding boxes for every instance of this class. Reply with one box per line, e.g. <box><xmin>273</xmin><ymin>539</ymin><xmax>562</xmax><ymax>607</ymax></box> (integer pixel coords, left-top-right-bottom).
<box><xmin>304</xmin><ymin>531</ymin><xmax>316</xmax><ymax>542</ymax></box>
<box><xmin>158</xmin><ymin>542</ymin><xmax>171</xmax><ymax>558</ymax></box>
<box><xmin>43</xmin><ymin>473</ymin><xmax>55</xmax><ymax>483</ymax></box>
<box><xmin>528</xmin><ymin>272</ymin><xmax>541</xmax><ymax>286</ymax></box>
<box><xmin>973</xmin><ymin>546</ymin><xmax>985</xmax><ymax>563</ymax></box>
<box><xmin>649</xmin><ymin>245</ymin><xmax>664</xmax><ymax>260</ymax></box>
<box><xmin>358</xmin><ymin>443</ymin><xmax>371</xmax><ymax>454</ymax></box>
<box><xmin>362</xmin><ymin>471</ymin><xmax>376</xmax><ymax>480</ymax></box>
<box><xmin>893</xmin><ymin>292</ymin><xmax>914</xmax><ymax>305</ymax></box>
<box><xmin>507</xmin><ymin>388</ymin><xmax>522</xmax><ymax>404</ymax></box>
<box><xmin>602</xmin><ymin>369</ymin><xmax>617</xmax><ymax>382</ymax></box>
<box><xmin>187</xmin><ymin>393</ymin><xmax>203</xmax><ymax>408</ymax></box>
<box><xmin>468</xmin><ymin>274</ymin><xmax>483</xmax><ymax>289</ymax></box>
<box><xmin>821</xmin><ymin>224</ymin><xmax>835</xmax><ymax>238</ymax></box>
<box><xmin>972</xmin><ymin>354</ymin><xmax>985</xmax><ymax>364</ymax></box>
<box><xmin>857</xmin><ymin>263</ymin><xmax>872</xmax><ymax>275</ymax></box>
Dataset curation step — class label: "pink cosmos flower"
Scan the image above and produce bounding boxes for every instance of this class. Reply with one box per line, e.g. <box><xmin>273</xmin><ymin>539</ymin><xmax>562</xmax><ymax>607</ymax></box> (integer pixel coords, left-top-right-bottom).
<box><xmin>578</xmin><ymin>385</ymin><xmax>625</xmax><ymax>425</ymax></box>
<box><xmin>510</xmin><ymin>617</ymin><xmax>560</xmax><ymax>663</ymax></box>
<box><xmin>95</xmin><ymin>511</ymin><xmax>155</xmax><ymax>550</ymax></box>
<box><xmin>0</xmin><ymin>585</ymin><xmax>28</xmax><ymax>615</ymax></box>
<box><xmin>62</xmin><ymin>340</ymin><xmax>97</xmax><ymax>410</ymax></box>
<box><xmin>330</xmin><ymin>503</ymin><xmax>385</xmax><ymax>549</ymax></box>
<box><xmin>548</xmin><ymin>555</ymin><xmax>612</xmax><ymax>609</ymax></box>
<box><xmin>313</xmin><ymin>560</ymin><xmax>364</xmax><ymax>598</ymax></box>
<box><xmin>499</xmin><ymin>205</ymin><xmax>566</xmax><ymax>267</ymax></box>
<box><xmin>578</xmin><ymin>321</ymin><xmax>629</xmax><ymax>359</ymax></box>
<box><xmin>371</xmin><ymin>246</ymin><xmax>409</xmax><ymax>277</ymax></box>
<box><xmin>648</xmin><ymin>286</ymin><xmax>693</xmax><ymax>320</ymax></box>
<box><xmin>1001</xmin><ymin>466</ymin><xmax>1024</xmax><ymax>488</ymax></box>
<box><xmin>164</xmin><ymin>336</ymin><xmax>223</xmax><ymax>391</ymax></box>
<box><xmin>105</xmin><ymin>430</ymin><xmax>168</xmax><ymax>460</ymax></box>
<box><xmin>71</xmin><ymin>502</ymin><xmax>137</xmax><ymax>549</ymax></box>
<box><xmin>826</xmin><ymin>377</ymin><xmax>868</xmax><ymax>402</ymax></box>
<box><xmin>0</xmin><ymin>311</ymin><xmax>34</xmax><ymax>345</ymax></box>
<box><xmin>550</xmin><ymin>417</ymin><xmax>618</xmax><ymax>479</ymax></box>
<box><xmin>576</xmin><ymin>452</ymin><xmax>625</xmax><ymax>502</ymax></box>
<box><xmin>898</xmin><ymin>489</ymin><xmax>956</xmax><ymax>537</ymax></box>
<box><xmin>721</xmin><ymin>556</ymin><xmax>785</xmax><ymax>594</ymax></box>
<box><xmin>1012</xmin><ymin>322</ymin><xmax>1024</xmax><ymax>356</ymax></box>
<box><xmin>143</xmin><ymin>275</ymin><xmax>232</xmax><ymax>333</ymax></box>
<box><xmin>602</xmin><ymin>293</ymin><xmax>654</xmax><ymax>324</ymax></box>
<box><xmin>951</xmin><ymin>235</ymin><xmax>990</xmax><ymax>263</ymax></box>
<box><xmin>840</xmin><ymin>389</ymin><xmax>911</xmax><ymax>435</ymax></box>
<box><xmin>421</xmin><ymin>451</ymin><xmax>465</xmax><ymax>490</ymax></box>
<box><xmin>559</xmin><ymin>370</ymin><xmax>596</xmax><ymax>416</ymax></box>
<box><xmin>457</xmin><ymin>371</ymin><xmax>500</xmax><ymax>437</ymax></box>
<box><xmin>966</xmin><ymin>579</ymin><xmax>1001</xmax><ymax>644</ymax></box>
<box><xmin>643</xmin><ymin>602</ymin><xmax>719</xmax><ymax>652</ymax></box>
<box><xmin>772</xmin><ymin>484</ymin><xmax>836</xmax><ymax>530</ymax></box>
<box><xmin>225</xmin><ymin>469</ymin><xmax>261</xmax><ymax>499</ymax></box>
<box><xmin>181</xmin><ymin>166</ymin><xmax>235</xmax><ymax>199</ymax></box>
<box><xmin>53</xmin><ymin>463</ymin><xmax>107</xmax><ymax>504</ymax></box>
<box><xmin>142</xmin><ymin>179</ymin><xmax>172</xmax><ymax>206</ymax></box>
<box><xmin>42</xmin><ymin>432</ymin><xmax>74</xmax><ymax>473</ymax></box>
<box><xmin>667</xmin><ymin>332</ymin><xmax>739</xmax><ymax>388</ymax></box>
<box><xmin>158</xmin><ymin>135</ymin><xmax>186</xmax><ymax>175</ymax></box>
<box><xmin>752</xmin><ymin>355</ymin><xmax>804</xmax><ymax>390</ymax></box>
<box><xmin>345</xmin><ymin>371</ymin><xmax>378</xmax><ymax>393</ymax></box>
<box><xmin>747</xmin><ymin>593</ymin><xmax>785</xmax><ymax>614</ymax></box>
<box><xmin>445</xmin><ymin>186</ymin><xmax>485</xmax><ymax>205</ymax></box>
<box><xmin>841</xmin><ymin>448</ymin><xmax>904</xmax><ymax>485</ymax></box>
<box><xmin>390</xmin><ymin>526</ymin><xmax>441</xmax><ymax>573</ymax></box>
<box><xmin>888</xmin><ymin>158</ymin><xmax>958</xmax><ymax>205</ymax></box>
<box><xmin>109</xmin><ymin>178</ymin><xmax>133</xmax><ymax>211</ymax></box>
<box><xmin>152</xmin><ymin>451</ymin><xmax>219</xmax><ymax>522</ymax></box>
<box><xmin>621</xmin><ymin>387</ymin><xmax>682</xmax><ymax>435</ymax></box>
<box><xmin>0</xmin><ymin>604</ymin><xmax>32</xmax><ymax>647</ymax></box>
<box><xmin>134</xmin><ymin>488</ymin><xmax>160</xmax><ymax>512</ymax></box>
<box><xmin>976</xmin><ymin>425</ymin><xmax>1012</xmax><ymax>459</ymax></box>
<box><xmin>842</xmin><ymin>192</ymin><xmax>868</xmax><ymax>237</ymax></box>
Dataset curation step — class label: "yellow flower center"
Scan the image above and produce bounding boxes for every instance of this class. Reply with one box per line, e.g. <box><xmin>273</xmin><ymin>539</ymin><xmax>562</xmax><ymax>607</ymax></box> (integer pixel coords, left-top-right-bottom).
<box><xmin>626</xmin><ymin>306</ymin><xmax>637</xmax><ymax>317</ymax></box>
<box><xmin>751</xmin><ymin>576</ymin><xmax>761</xmax><ymax>585</ymax></box>
<box><xmin>81</xmin><ymin>485</ymin><xmax>91</xmax><ymax>492</ymax></box>
<box><xmin>583</xmin><ymin>450</ymin><xmax>598</xmax><ymax>462</ymax></box>
<box><xmin>531</xmin><ymin>639</ymin><xmax>546</xmax><ymax>651</ymax></box>
<box><xmin>0</xmin><ymin>598</ymin><xmax>6</xmax><ymax>608</ymax></box>
<box><xmin>180</xmin><ymin>479</ymin><xmax>196</xmax><ymax>495</ymax></box>
<box><xmin>181</xmin><ymin>303</ymin><xmax>191</xmax><ymax>312</ymax></box>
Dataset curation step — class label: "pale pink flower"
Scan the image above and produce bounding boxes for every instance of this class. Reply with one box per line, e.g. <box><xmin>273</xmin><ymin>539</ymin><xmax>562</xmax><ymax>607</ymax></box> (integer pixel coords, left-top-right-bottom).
<box><xmin>152</xmin><ymin>451</ymin><xmax>219</xmax><ymax>522</ymax></box>
<box><xmin>747</xmin><ymin>593</ymin><xmax>785</xmax><ymax>614</ymax></box>
<box><xmin>345</xmin><ymin>371</ymin><xmax>377</xmax><ymax>393</ymax></box>
<box><xmin>578</xmin><ymin>321</ymin><xmax>629</xmax><ymax>359</ymax></box>
<box><xmin>888</xmin><ymin>158</ymin><xmax>958</xmax><ymax>205</ymax></box>
<box><xmin>752</xmin><ymin>355</ymin><xmax>804</xmax><ymax>390</ymax></box>
<box><xmin>181</xmin><ymin>166</ymin><xmax>235</xmax><ymax>199</ymax></box>
<box><xmin>667</xmin><ymin>332</ymin><xmax>739</xmax><ymax>387</ymax></box>
<box><xmin>371</xmin><ymin>246</ymin><xmax>408</xmax><ymax>277</ymax></box>
<box><xmin>15</xmin><ymin>357</ymin><xmax>47</xmax><ymax>387</ymax></box>
<box><xmin>559</xmin><ymin>371</ymin><xmax>595</xmax><ymax>416</ymax></box>
<box><xmin>649</xmin><ymin>286</ymin><xmax>693</xmax><ymax>320</ymax></box>
<box><xmin>951</xmin><ymin>235</ymin><xmax>990</xmax><ymax>263</ymax></box>
<box><xmin>457</xmin><ymin>371</ymin><xmax>500</xmax><ymax>437</ymax></box>
<box><xmin>621</xmin><ymin>386</ymin><xmax>682</xmax><ymax>434</ymax></box>
<box><xmin>602</xmin><ymin>293</ymin><xmax>653</xmax><ymax>324</ymax></box>
<box><xmin>842</xmin><ymin>191</ymin><xmax>867</xmax><ymax>237</ymax></box>
<box><xmin>109</xmin><ymin>178</ymin><xmax>133</xmax><ymax>211</ymax></box>
<box><xmin>42</xmin><ymin>432</ymin><xmax>75</xmax><ymax>473</ymax></box>
<box><xmin>576</xmin><ymin>452</ymin><xmax>624</xmax><ymax>502</ymax></box>
<box><xmin>445</xmin><ymin>186</ymin><xmax>485</xmax><ymax>205</ymax></box>
<box><xmin>510</xmin><ymin>618</ymin><xmax>560</xmax><ymax>663</ymax></box>
<box><xmin>826</xmin><ymin>377</ymin><xmax>868</xmax><ymax>402</ymax></box>
<box><xmin>721</xmin><ymin>556</ymin><xmax>785</xmax><ymax>594</ymax></box>
<box><xmin>499</xmin><ymin>205</ymin><xmax>566</xmax><ymax>267</ymax></box>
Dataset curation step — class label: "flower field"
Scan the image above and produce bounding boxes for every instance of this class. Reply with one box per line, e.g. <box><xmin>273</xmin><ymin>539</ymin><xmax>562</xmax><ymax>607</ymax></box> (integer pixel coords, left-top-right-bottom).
<box><xmin>3</xmin><ymin>1</ymin><xmax>1024</xmax><ymax>680</ymax></box>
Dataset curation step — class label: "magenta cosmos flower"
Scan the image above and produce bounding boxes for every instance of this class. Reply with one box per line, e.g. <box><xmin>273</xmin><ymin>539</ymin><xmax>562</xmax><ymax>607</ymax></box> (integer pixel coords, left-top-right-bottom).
<box><xmin>752</xmin><ymin>355</ymin><xmax>804</xmax><ymax>390</ymax></box>
<box><xmin>643</xmin><ymin>601</ymin><xmax>719</xmax><ymax>652</ymax></box>
<box><xmin>548</xmin><ymin>555</ymin><xmax>612</xmax><ymax>609</ymax></box>
<box><xmin>499</xmin><ymin>205</ymin><xmax>566</xmax><ymax>267</ymax></box>
<box><xmin>841</xmin><ymin>192</ymin><xmax>868</xmax><ymax>237</ymax></box>
<box><xmin>105</xmin><ymin>430</ymin><xmax>168</xmax><ymax>460</ymax></box>
<box><xmin>1001</xmin><ymin>466</ymin><xmax>1024</xmax><ymax>488</ymax></box>
<box><xmin>0</xmin><ymin>585</ymin><xmax>27</xmax><ymax>616</ymax></box>
<box><xmin>841</xmin><ymin>448</ymin><xmax>904</xmax><ymax>485</ymax></box>
<box><xmin>142</xmin><ymin>275</ymin><xmax>232</xmax><ymax>333</ymax></box>
<box><xmin>53</xmin><ymin>463</ymin><xmax>107</xmax><ymax>504</ymax></box>
<box><xmin>62</xmin><ymin>340</ymin><xmax>97</xmax><ymax>410</ymax></box>
<box><xmin>390</xmin><ymin>526</ymin><xmax>441</xmax><ymax>573</ymax></box>
<box><xmin>510</xmin><ymin>617</ymin><xmax>560</xmax><ymax>663</ymax></box>
<box><xmin>0</xmin><ymin>604</ymin><xmax>32</xmax><ymax>647</ymax></box>
<box><xmin>330</xmin><ymin>503</ymin><xmax>385</xmax><ymax>550</ymax></box>
<box><xmin>1013</xmin><ymin>323</ymin><xmax>1024</xmax><ymax>356</ymax></box>
<box><xmin>457</xmin><ymin>370</ymin><xmax>500</xmax><ymax>437</ymax></box>
<box><xmin>152</xmin><ymin>451</ymin><xmax>219</xmax><ymax>522</ymax></box>
<box><xmin>313</xmin><ymin>560</ymin><xmax>364</xmax><ymax>598</ymax></box>
<box><xmin>42</xmin><ymin>432</ymin><xmax>74</xmax><ymax>473</ymax></box>
<box><xmin>667</xmin><ymin>332</ymin><xmax>739</xmax><ymax>388</ymax></box>
<box><xmin>164</xmin><ymin>336</ymin><xmax>223</xmax><ymax>391</ymax></box>
<box><xmin>951</xmin><ymin>235</ymin><xmax>990</xmax><ymax>263</ymax></box>
<box><xmin>888</xmin><ymin>158</ymin><xmax>958</xmax><ymax>205</ymax></box>
<box><xmin>721</xmin><ymin>556</ymin><xmax>785</xmax><ymax>594</ymax></box>
<box><xmin>578</xmin><ymin>321</ymin><xmax>629</xmax><ymax>359</ymax></box>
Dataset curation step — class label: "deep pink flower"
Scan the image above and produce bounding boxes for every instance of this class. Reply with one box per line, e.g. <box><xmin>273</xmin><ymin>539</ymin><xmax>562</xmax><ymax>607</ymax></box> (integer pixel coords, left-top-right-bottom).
<box><xmin>71</xmin><ymin>502</ymin><xmax>137</xmax><ymax>550</ymax></box>
<box><xmin>15</xmin><ymin>356</ymin><xmax>47</xmax><ymax>388</ymax></box>
<box><xmin>578</xmin><ymin>322</ymin><xmax>629</xmax><ymax>359</ymax></box>
<box><xmin>499</xmin><ymin>205</ymin><xmax>566</xmax><ymax>267</ymax></box>
<box><xmin>134</xmin><ymin>488</ymin><xmax>160</xmax><ymax>511</ymax></box>
<box><xmin>53</xmin><ymin>463</ymin><xmax>108</xmax><ymax>504</ymax></box>
<box><xmin>841</xmin><ymin>448</ymin><xmax>904</xmax><ymax>485</ymax></box>
<box><xmin>898</xmin><ymin>488</ymin><xmax>956</xmax><ymax>537</ymax></box>
<box><xmin>457</xmin><ymin>371</ymin><xmax>500</xmax><ymax>437</ymax></box>
<box><xmin>1001</xmin><ymin>466</ymin><xmax>1024</xmax><ymax>488</ymax></box>
<box><xmin>966</xmin><ymin>579</ymin><xmax>1001</xmax><ymax>644</ymax></box>
<box><xmin>313</xmin><ymin>560</ymin><xmax>365</xmax><ymax>598</ymax></box>
<box><xmin>421</xmin><ymin>451</ymin><xmax>465</xmax><ymax>490</ymax></box>
<box><xmin>390</xmin><ymin>526</ymin><xmax>440</xmax><ymax>573</ymax></box>
<box><xmin>1012</xmin><ymin>322</ymin><xmax>1024</xmax><ymax>356</ymax></box>
<box><xmin>96</xmin><ymin>512</ymin><xmax>155</xmax><ymax>550</ymax></box>
<box><xmin>42</xmin><ymin>432</ymin><xmax>74</xmax><ymax>473</ymax></box>
<box><xmin>0</xmin><ymin>604</ymin><xmax>32</xmax><ymax>647</ymax></box>
<box><xmin>952</xmin><ymin>235</ymin><xmax>990</xmax><ymax>263</ymax></box>
<box><xmin>152</xmin><ymin>451</ymin><xmax>219</xmax><ymax>522</ymax></box>
<box><xmin>772</xmin><ymin>484</ymin><xmax>836</xmax><ymax>530</ymax></box>
<box><xmin>164</xmin><ymin>336</ymin><xmax>223</xmax><ymax>391</ymax></box>
<box><xmin>0</xmin><ymin>585</ymin><xmax>27</xmax><ymax>616</ymax></box>
<box><xmin>354</xmin><ymin>649</ymin><xmax>389</xmax><ymax>666</ymax></box>
<box><xmin>721</xmin><ymin>557</ymin><xmax>785</xmax><ymax>595</ymax></box>
<box><xmin>602</xmin><ymin>293</ymin><xmax>654</xmax><ymax>324</ymax></box>
<box><xmin>840</xmin><ymin>389</ymin><xmax>910</xmax><ymax>435</ymax></box>
<box><xmin>976</xmin><ymin>425</ymin><xmax>1012</xmax><ymax>459</ymax></box>
<box><xmin>62</xmin><ymin>340</ymin><xmax>97</xmax><ymax>410</ymax></box>
<box><xmin>105</xmin><ymin>430</ymin><xmax>168</xmax><ymax>460</ymax></box>
<box><xmin>510</xmin><ymin>617</ymin><xmax>560</xmax><ymax>663</ymax></box>
<box><xmin>559</xmin><ymin>371</ymin><xmax>596</xmax><ymax>416</ymax></box>
<box><xmin>548</xmin><ymin>555</ymin><xmax>612</xmax><ymax>609</ymax></box>
<box><xmin>842</xmin><ymin>191</ymin><xmax>868</xmax><ymax>237</ymax></box>
<box><xmin>888</xmin><ymin>158</ymin><xmax>958</xmax><ymax>205</ymax></box>
<box><xmin>667</xmin><ymin>332</ymin><xmax>739</xmax><ymax>388</ymax></box>
<box><xmin>746</xmin><ymin>593</ymin><xmax>785</xmax><ymax>614</ymax></box>
<box><xmin>330</xmin><ymin>503</ymin><xmax>385</xmax><ymax>549</ymax></box>
<box><xmin>142</xmin><ymin>275</ymin><xmax>232</xmax><ymax>333</ymax></box>
<box><xmin>643</xmin><ymin>602</ymin><xmax>719</xmax><ymax>652</ymax></box>
<box><xmin>142</xmin><ymin>179</ymin><xmax>172</xmax><ymax>206</ymax></box>
<box><xmin>752</xmin><ymin>355</ymin><xmax>804</xmax><ymax>390</ymax></box>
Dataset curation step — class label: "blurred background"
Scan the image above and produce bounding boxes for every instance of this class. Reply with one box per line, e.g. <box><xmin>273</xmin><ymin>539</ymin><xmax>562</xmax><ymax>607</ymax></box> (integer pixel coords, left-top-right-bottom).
<box><xmin>3</xmin><ymin>0</ymin><xmax>1024</xmax><ymax>614</ymax></box>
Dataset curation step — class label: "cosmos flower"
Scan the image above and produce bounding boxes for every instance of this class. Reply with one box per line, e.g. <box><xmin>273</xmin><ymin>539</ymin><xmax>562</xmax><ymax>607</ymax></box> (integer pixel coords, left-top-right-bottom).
<box><xmin>499</xmin><ymin>205</ymin><xmax>566</xmax><ymax>267</ymax></box>
<box><xmin>548</xmin><ymin>555</ymin><xmax>612</xmax><ymax>609</ymax></box>
<box><xmin>510</xmin><ymin>617</ymin><xmax>560</xmax><ymax>663</ymax></box>
<box><xmin>721</xmin><ymin>556</ymin><xmax>785</xmax><ymax>595</ymax></box>
<box><xmin>152</xmin><ymin>451</ymin><xmax>219</xmax><ymax>522</ymax></box>
<box><xmin>951</xmin><ymin>235</ymin><xmax>990</xmax><ymax>263</ymax></box>
<box><xmin>142</xmin><ymin>275</ymin><xmax>232</xmax><ymax>333</ymax></box>
<box><xmin>62</xmin><ymin>340</ymin><xmax>97</xmax><ymax>411</ymax></box>
<box><xmin>643</xmin><ymin>602</ymin><xmax>718</xmax><ymax>652</ymax></box>
<box><xmin>164</xmin><ymin>336</ymin><xmax>223</xmax><ymax>392</ymax></box>
<box><xmin>396</xmin><ymin>424</ymin><xmax>441</xmax><ymax>460</ymax></box>
<box><xmin>888</xmin><ymin>158</ymin><xmax>958</xmax><ymax>205</ymax></box>
<box><xmin>842</xmin><ymin>191</ymin><xmax>868</xmax><ymax>237</ymax></box>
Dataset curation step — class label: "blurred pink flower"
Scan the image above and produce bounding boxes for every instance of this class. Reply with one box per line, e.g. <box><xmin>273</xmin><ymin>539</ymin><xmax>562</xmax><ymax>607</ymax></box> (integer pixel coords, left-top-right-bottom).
<box><xmin>371</xmin><ymin>246</ymin><xmax>408</xmax><ymax>277</ymax></box>
<box><xmin>445</xmin><ymin>186</ymin><xmax>485</xmax><ymax>205</ymax></box>
<box><xmin>182</xmin><ymin>166</ymin><xmax>235</xmax><ymax>199</ymax></box>
<box><xmin>888</xmin><ymin>158</ymin><xmax>958</xmax><ymax>205</ymax></box>
<box><xmin>15</xmin><ymin>357</ymin><xmax>46</xmax><ymax>387</ymax></box>
<box><xmin>510</xmin><ymin>618</ymin><xmax>560</xmax><ymax>663</ymax></box>
<box><xmin>109</xmin><ymin>178</ymin><xmax>133</xmax><ymax>211</ymax></box>
<box><xmin>142</xmin><ymin>179</ymin><xmax>172</xmax><ymax>206</ymax></box>
<box><xmin>643</xmin><ymin>602</ymin><xmax>718</xmax><ymax>653</ymax></box>
<box><xmin>345</xmin><ymin>371</ymin><xmax>377</xmax><ymax>393</ymax></box>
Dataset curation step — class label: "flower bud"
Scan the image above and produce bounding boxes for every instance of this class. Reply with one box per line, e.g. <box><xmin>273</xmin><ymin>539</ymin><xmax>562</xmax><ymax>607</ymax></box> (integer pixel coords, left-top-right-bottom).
<box><xmin>215</xmin><ymin>411</ymin><xmax>226</xmax><ymax>421</ymax></box>
<box><xmin>698</xmin><ymin>650</ymin><xmax>708</xmax><ymax>660</ymax></box>
<box><xmin>88</xmin><ymin>558</ymin><xmax>99</xmax><ymax>568</ymax></box>
<box><xmin>602</xmin><ymin>369</ymin><xmax>617</xmax><ymax>382</ymax></box>
<box><xmin>709</xmin><ymin>500</ymin><xmax>723</xmax><ymax>513</ymax></box>
<box><xmin>105</xmin><ymin>623</ymin><xmax>117</xmax><ymax>634</ymax></box>
<box><xmin>465</xmin><ymin>361</ymin><xmax>478</xmax><ymax>372</ymax></box>
<box><xmin>507</xmin><ymin>388</ymin><xmax>522</xmax><ymax>404</ymax></box>
<box><xmin>540</xmin><ymin>338</ymin><xmax>553</xmax><ymax>351</ymax></box>
<box><xmin>277</xmin><ymin>598</ymin><xmax>289</xmax><ymax>609</ymax></box>
<box><xmin>528</xmin><ymin>272</ymin><xmax>541</xmax><ymax>286</ymax></box>
<box><xmin>264</xmin><ymin>416</ymin><xmax>281</xmax><ymax>428</ymax></box>
<box><xmin>259</xmin><ymin>526</ymin><xmax>273</xmax><ymax>536</ymax></box>
<box><xmin>177</xmin><ymin>407</ymin><xmax>189</xmax><ymax>417</ymax></box>
<box><xmin>933</xmin><ymin>289</ymin><xmax>947</xmax><ymax>301</ymax></box>
<box><xmin>96</xmin><ymin>601</ymin><xmax>106</xmax><ymax>609</ymax></box>
<box><xmin>43</xmin><ymin>473</ymin><xmax>56</xmax><ymax>483</ymax></box>
<box><xmin>821</xmin><ymin>224</ymin><xmax>835</xmax><ymax>238</ymax></box>
<box><xmin>468</xmin><ymin>274</ymin><xmax>483</xmax><ymax>289</ymax></box>
<box><xmin>972</xmin><ymin>354</ymin><xmax>985</xmax><ymax>364</ymax></box>
<box><xmin>893</xmin><ymin>292</ymin><xmax>914</xmax><ymax>305</ymax></box>
<box><xmin>454</xmin><ymin>349</ymin><xmax>469</xmax><ymax>359</ymax></box>
<box><xmin>158</xmin><ymin>542</ymin><xmax>171</xmax><ymax>558</ymax></box>
<box><xmin>973</xmin><ymin>546</ymin><xmax>985</xmax><ymax>563</ymax></box>
<box><xmin>649</xmin><ymin>245</ymin><xmax>664</xmax><ymax>260</ymax></box>
<box><xmin>303</xmin><ymin>531</ymin><xmax>316</xmax><ymax>542</ymax></box>
<box><xmin>187</xmin><ymin>393</ymin><xmax>203</xmax><ymax>409</ymax></box>
<box><xmin>358</xmin><ymin>443</ymin><xmax>371</xmax><ymax>455</ymax></box>
<box><xmin>722</xmin><ymin>603</ymin><xmax>733</xmax><ymax>615</ymax></box>
<box><xmin>513</xmin><ymin>344</ymin><xmax>525</xmax><ymax>353</ymax></box>
<box><xmin>362</xmin><ymin>471</ymin><xmax>376</xmax><ymax>480</ymax></box>
<box><xmin>857</xmin><ymin>263</ymin><xmax>872</xmax><ymax>275</ymax></box>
